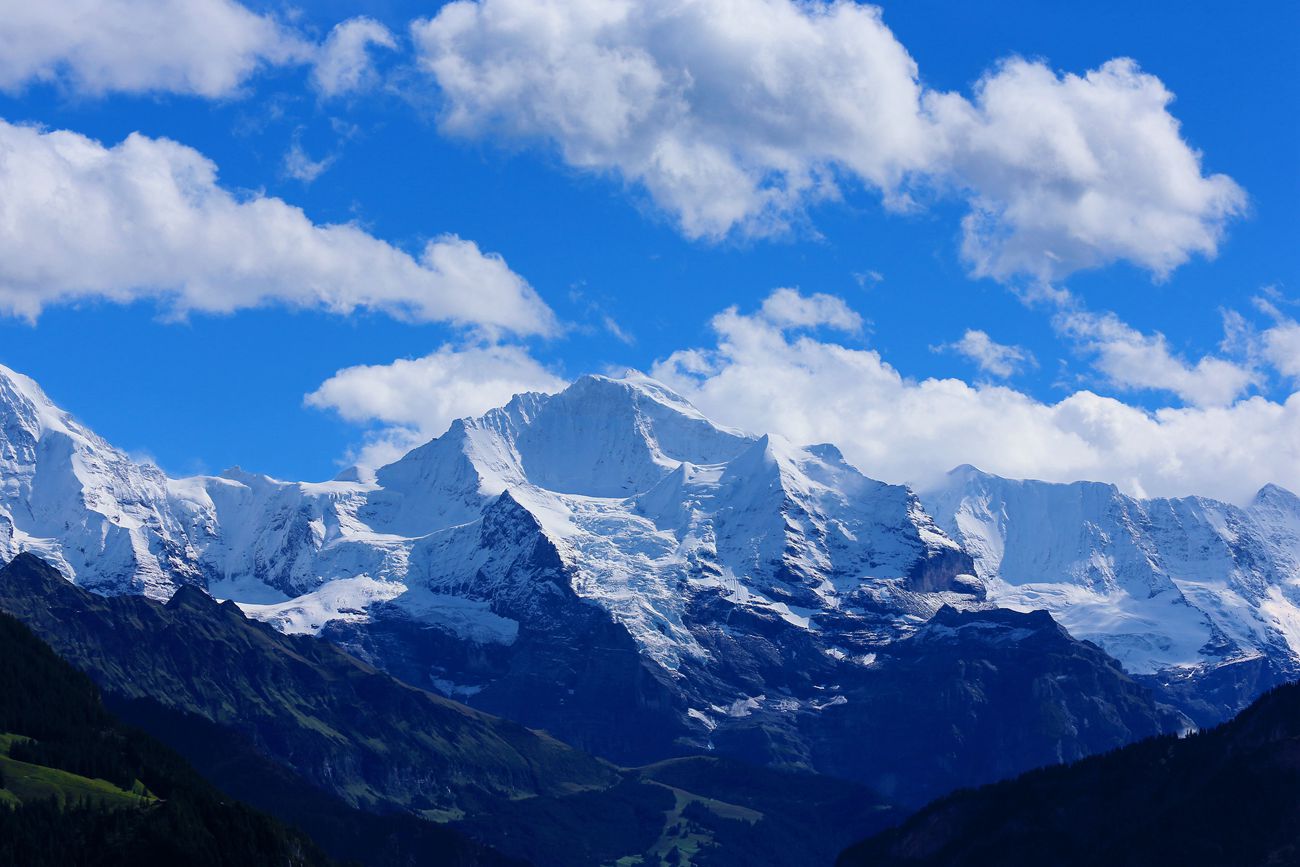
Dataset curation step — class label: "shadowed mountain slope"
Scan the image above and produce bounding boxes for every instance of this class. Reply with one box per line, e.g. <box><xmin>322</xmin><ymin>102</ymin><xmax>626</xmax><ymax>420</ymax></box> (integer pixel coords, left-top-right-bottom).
<box><xmin>839</xmin><ymin>681</ymin><xmax>1300</xmax><ymax>866</ymax></box>
<box><xmin>0</xmin><ymin>605</ymin><xmax>336</xmax><ymax>867</ymax></box>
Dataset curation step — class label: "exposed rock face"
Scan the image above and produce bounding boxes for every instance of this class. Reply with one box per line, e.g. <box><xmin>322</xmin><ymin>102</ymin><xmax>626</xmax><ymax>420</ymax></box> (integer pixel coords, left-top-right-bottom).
<box><xmin>706</xmin><ymin>605</ymin><xmax>1185</xmax><ymax>806</ymax></box>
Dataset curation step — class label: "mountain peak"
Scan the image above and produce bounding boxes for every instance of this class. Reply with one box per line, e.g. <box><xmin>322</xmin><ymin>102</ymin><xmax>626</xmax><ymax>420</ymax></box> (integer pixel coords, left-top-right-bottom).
<box><xmin>0</xmin><ymin>362</ymin><xmax>71</xmax><ymax>438</ymax></box>
<box><xmin>563</xmin><ymin>371</ymin><xmax>736</xmax><ymax>429</ymax></box>
<box><xmin>946</xmin><ymin>463</ymin><xmax>989</xmax><ymax>480</ymax></box>
<box><xmin>1252</xmin><ymin>482</ymin><xmax>1300</xmax><ymax>510</ymax></box>
<box><xmin>0</xmin><ymin>551</ymin><xmax>67</xmax><ymax>587</ymax></box>
<box><xmin>165</xmin><ymin>582</ymin><xmax>221</xmax><ymax>613</ymax></box>
<box><xmin>490</xmin><ymin>371</ymin><xmax>752</xmax><ymax>498</ymax></box>
<box><xmin>0</xmin><ymin>362</ymin><xmax>42</xmax><ymax>399</ymax></box>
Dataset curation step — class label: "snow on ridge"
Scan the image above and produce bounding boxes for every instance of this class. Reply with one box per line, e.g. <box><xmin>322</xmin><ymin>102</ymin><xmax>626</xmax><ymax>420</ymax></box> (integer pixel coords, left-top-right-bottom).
<box><xmin>925</xmin><ymin>465</ymin><xmax>1300</xmax><ymax>675</ymax></box>
<box><xmin>0</xmin><ymin>363</ymin><xmax>201</xmax><ymax>598</ymax></box>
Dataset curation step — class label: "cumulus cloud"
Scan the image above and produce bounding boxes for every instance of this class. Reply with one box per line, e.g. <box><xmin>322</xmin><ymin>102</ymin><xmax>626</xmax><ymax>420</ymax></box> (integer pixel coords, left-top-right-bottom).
<box><xmin>1263</xmin><ymin>322</ymin><xmax>1300</xmax><ymax>380</ymax></box>
<box><xmin>414</xmin><ymin>0</ymin><xmax>931</xmax><ymax>239</ymax></box>
<box><xmin>1056</xmin><ymin>310</ymin><xmax>1257</xmax><ymax>406</ymax></box>
<box><xmin>0</xmin><ymin>3</ymin><xmax>404</xmax><ymax>103</ymax></box>
<box><xmin>0</xmin><ymin>119</ymin><xmax>556</xmax><ymax>334</ymax></box>
<box><xmin>651</xmin><ymin>289</ymin><xmax>1300</xmax><ymax>503</ymax></box>
<box><xmin>928</xmin><ymin>58</ymin><xmax>1246</xmax><ymax>283</ymax></box>
<box><xmin>758</xmin><ymin>287</ymin><xmax>863</xmax><ymax>332</ymax></box>
<box><xmin>413</xmin><ymin>0</ymin><xmax>1243</xmax><ymax>283</ymax></box>
<box><xmin>0</xmin><ymin>0</ymin><xmax>311</xmax><ymax>97</ymax></box>
<box><xmin>938</xmin><ymin>329</ymin><xmax>1033</xmax><ymax>378</ymax></box>
<box><xmin>306</xmin><ymin>344</ymin><xmax>566</xmax><ymax>468</ymax></box>
<box><xmin>313</xmin><ymin>17</ymin><xmax>398</xmax><ymax>98</ymax></box>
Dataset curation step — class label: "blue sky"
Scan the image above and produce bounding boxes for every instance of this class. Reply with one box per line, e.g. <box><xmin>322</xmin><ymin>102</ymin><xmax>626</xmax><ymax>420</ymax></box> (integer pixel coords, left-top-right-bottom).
<box><xmin>0</xmin><ymin>0</ymin><xmax>1296</xmax><ymax>501</ymax></box>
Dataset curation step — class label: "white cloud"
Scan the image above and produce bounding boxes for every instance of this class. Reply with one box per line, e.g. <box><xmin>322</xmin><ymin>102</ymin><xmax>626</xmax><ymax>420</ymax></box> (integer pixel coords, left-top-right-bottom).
<box><xmin>927</xmin><ymin>58</ymin><xmax>1246</xmax><ymax>283</ymax></box>
<box><xmin>0</xmin><ymin>119</ymin><xmax>556</xmax><ymax>335</ymax></box>
<box><xmin>1251</xmin><ymin>295</ymin><xmax>1300</xmax><ymax>381</ymax></box>
<box><xmin>0</xmin><ymin>0</ymin><xmax>311</xmax><ymax>97</ymax></box>
<box><xmin>306</xmin><ymin>344</ymin><xmax>566</xmax><ymax>467</ymax></box>
<box><xmin>313</xmin><ymin>17</ymin><xmax>398</xmax><ymax>98</ymax></box>
<box><xmin>758</xmin><ymin>287</ymin><xmax>863</xmax><ymax>332</ymax></box>
<box><xmin>651</xmin><ymin>290</ymin><xmax>1300</xmax><ymax>503</ymax></box>
<box><xmin>413</xmin><ymin>0</ymin><xmax>1243</xmax><ymax>283</ymax></box>
<box><xmin>1056</xmin><ymin>310</ymin><xmax>1257</xmax><ymax>406</ymax></box>
<box><xmin>939</xmin><ymin>329</ymin><xmax>1033</xmax><ymax>378</ymax></box>
<box><xmin>1263</xmin><ymin>322</ymin><xmax>1300</xmax><ymax>380</ymax></box>
<box><xmin>413</xmin><ymin>0</ymin><xmax>932</xmax><ymax>239</ymax></box>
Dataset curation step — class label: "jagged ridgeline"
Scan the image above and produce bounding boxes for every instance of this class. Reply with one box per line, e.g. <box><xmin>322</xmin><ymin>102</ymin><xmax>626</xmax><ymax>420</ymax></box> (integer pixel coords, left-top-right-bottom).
<box><xmin>0</xmin><ymin>606</ymin><xmax>333</xmax><ymax>867</ymax></box>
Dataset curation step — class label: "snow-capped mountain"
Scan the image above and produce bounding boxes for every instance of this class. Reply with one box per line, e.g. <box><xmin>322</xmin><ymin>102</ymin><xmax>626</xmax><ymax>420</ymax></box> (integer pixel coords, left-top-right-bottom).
<box><xmin>0</xmin><ymin>365</ymin><xmax>976</xmax><ymax>636</ymax></box>
<box><xmin>925</xmin><ymin>465</ymin><xmax>1300</xmax><ymax>718</ymax></box>
<box><xmin>0</xmin><ymin>362</ymin><xmax>1244</xmax><ymax>785</ymax></box>
<box><xmin>0</xmin><ymin>364</ymin><xmax>975</xmax><ymax>673</ymax></box>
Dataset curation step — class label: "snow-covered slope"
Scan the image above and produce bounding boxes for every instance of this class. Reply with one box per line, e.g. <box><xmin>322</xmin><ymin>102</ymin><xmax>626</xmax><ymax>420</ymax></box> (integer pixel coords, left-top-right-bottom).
<box><xmin>925</xmin><ymin>465</ymin><xmax>1300</xmax><ymax>688</ymax></box>
<box><xmin>0</xmin><ymin>364</ymin><xmax>976</xmax><ymax>671</ymax></box>
<box><xmin>0</xmin><ymin>365</ymin><xmax>202</xmax><ymax>596</ymax></box>
<box><xmin>300</xmin><ymin>373</ymin><xmax>976</xmax><ymax>670</ymax></box>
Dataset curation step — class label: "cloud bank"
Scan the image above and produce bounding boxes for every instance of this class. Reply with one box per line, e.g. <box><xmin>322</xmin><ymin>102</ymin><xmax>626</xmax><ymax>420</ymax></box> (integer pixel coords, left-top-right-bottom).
<box><xmin>0</xmin><ymin>120</ymin><xmax>556</xmax><ymax>334</ymax></box>
<box><xmin>309</xmin><ymin>289</ymin><xmax>1299</xmax><ymax>503</ymax></box>
<box><xmin>647</xmin><ymin>290</ymin><xmax>1299</xmax><ymax>504</ymax></box>
<box><xmin>414</xmin><ymin>0</ymin><xmax>1244</xmax><ymax>283</ymax></box>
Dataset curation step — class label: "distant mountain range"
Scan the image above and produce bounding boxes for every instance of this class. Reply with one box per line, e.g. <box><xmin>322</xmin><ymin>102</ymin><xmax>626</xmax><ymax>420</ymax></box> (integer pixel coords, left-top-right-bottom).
<box><xmin>2</xmin><ymin>361</ymin><xmax>1298</xmax><ymax>839</ymax></box>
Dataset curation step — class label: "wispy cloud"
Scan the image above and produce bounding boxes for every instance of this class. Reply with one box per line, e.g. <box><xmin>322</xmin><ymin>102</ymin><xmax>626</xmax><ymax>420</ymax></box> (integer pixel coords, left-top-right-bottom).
<box><xmin>936</xmin><ymin>330</ymin><xmax>1035</xmax><ymax>378</ymax></box>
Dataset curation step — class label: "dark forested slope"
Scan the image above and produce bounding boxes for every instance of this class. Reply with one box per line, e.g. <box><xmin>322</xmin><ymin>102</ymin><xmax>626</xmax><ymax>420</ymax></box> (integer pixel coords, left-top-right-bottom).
<box><xmin>0</xmin><ymin>606</ymin><xmax>335</xmax><ymax>867</ymax></box>
<box><xmin>839</xmin><ymin>682</ymin><xmax>1300</xmax><ymax>867</ymax></box>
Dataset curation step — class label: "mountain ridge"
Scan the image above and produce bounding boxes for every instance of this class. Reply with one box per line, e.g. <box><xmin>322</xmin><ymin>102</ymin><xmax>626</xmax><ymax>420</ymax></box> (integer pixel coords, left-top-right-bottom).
<box><xmin>924</xmin><ymin>463</ymin><xmax>1300</xmax><ymax>722</ymax></box>
<box><xmin>0</xmin><ymin>551</ymin><xmax>905</xmax><ymax>866</ymax></box>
